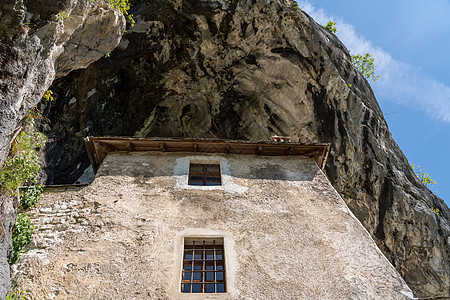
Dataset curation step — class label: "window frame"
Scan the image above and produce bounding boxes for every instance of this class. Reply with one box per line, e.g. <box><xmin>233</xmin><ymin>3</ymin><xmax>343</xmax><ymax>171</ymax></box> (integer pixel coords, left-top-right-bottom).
<box><xmin>181</xmin><ymin>238</ymin><xmax>226</xmax><ymax>294</ymax></box>
<box><xmin>172</xmin><ymin>230</ymin><xmax>237</xmax><ymax>299</ymax></box>
<box><xmin>188</xmin><ymin>163</ymin><xmax>222</xmax><ymax>186</ymax></box>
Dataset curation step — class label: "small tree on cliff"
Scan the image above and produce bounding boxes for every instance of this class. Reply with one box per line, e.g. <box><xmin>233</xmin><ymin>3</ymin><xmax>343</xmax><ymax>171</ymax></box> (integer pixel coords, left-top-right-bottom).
<box><xmin>410</xmin><ymin>162</ymin><xmax>437</xmax><ymax>188</ymax></box>
<box><xmin>410</xmin><ymin>162</ymin><xmax>440</xmax><ymax>215</ymax></box>
<box><xmin>106</xmin><ymin>0</ymin><xmax>135</xmax><ymax>26</ymax></box>
<box><xmin>351</xmin><ymin>53</ymin><xmax>380</xmax><ymax>82</ymax></box>
<box><xmin>324</xmin><ymin>21</ymin><xmax>337</xmax><ymax>33</ymax></box>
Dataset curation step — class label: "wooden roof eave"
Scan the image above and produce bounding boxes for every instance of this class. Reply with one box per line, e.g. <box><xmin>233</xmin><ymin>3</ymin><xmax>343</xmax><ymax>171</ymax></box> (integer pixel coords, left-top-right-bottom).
<box><xmin>85</xmin><ymin>137</ymin><xmax>330</xmax><ymax>173</ymax></box>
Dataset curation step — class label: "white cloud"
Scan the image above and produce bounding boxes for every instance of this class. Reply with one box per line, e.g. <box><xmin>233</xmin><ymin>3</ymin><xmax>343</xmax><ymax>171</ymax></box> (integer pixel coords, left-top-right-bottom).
<box><xmin>297</xmin><ymin>1</ymin><xmax>450</xmax><ymax>123</ymax></box>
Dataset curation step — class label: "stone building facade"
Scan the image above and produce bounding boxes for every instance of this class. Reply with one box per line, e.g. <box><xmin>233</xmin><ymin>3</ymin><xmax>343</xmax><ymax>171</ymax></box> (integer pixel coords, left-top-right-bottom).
<box><xmin>12</xmin><ymin>138</ymin><xmax>414</xmax><ymax>299</ymax></box>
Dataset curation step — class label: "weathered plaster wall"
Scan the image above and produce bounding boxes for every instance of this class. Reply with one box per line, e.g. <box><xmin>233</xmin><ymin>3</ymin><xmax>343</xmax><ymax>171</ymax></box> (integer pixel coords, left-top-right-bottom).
<box><xmin>12</xmin><ymin>152</ymin><xmax>413</xmax><ymax>299</ymax></box>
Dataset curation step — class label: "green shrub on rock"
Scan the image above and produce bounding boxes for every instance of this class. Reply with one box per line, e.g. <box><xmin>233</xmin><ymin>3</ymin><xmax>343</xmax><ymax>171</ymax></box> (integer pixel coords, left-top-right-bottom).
<box><xmin>103</xmin><ymin>0</ymin><xmax>135</xmax><ymax>26</ymax></box>
<box><xmin>20</xmin><ymin>185</ymin><xmax>43</xmax><ymax>210</ymax></box>
<box><xmin>351</xmin><ymin>53</ymin><xmax>380</xmax><ymax>82</ymax></box>
<box><xmin>0</xmin><ymin>124</ymin><xmax>46</xmax><ymax>192</ymax></box>
<box><xmin>324</xmin><ymin>21</ymin><xmax>337</xmax><ymax>33</ymax></box>
<box><xmin>6</xmin><ymin>290</ymin><xmax>28</xmax><ymax>300</ymax></box>
<box><xmin>0</xmin><ymin>110</ymin><xmax>46</xmax><ymax>265</ymax></box>
<box><xmin>10</xmin><ymin>213</ymin><xmax>34</xmax><ymax>264</ymax></box>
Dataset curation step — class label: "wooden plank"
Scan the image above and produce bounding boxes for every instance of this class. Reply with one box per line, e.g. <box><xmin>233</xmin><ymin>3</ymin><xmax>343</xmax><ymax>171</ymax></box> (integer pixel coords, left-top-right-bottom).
<box><xmin>85</xmin><ymin>138</ymin><xmax>99</xmax><ymax>173</ymax></box>
<box><xmin>86</xmin><ymin>137</ymin><xmax>331</xmax><ymax>171</ymax></box>
<box><xmin>125</xmin><ymin>141</ymin><xmax>135</xmax><ymax>151</ymax></box>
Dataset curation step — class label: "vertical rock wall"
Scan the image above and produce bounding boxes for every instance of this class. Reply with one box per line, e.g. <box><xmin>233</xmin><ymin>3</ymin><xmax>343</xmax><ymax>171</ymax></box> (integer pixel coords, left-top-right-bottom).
<box><xmin>0</xmin><ymin>194</ymin><xmax>16</xmax><ymax>299</ymax></box>
<box><xmin>0</xmin><ymin>0</ymin><xmax>125</xmax><ymax>165</ymax></box>
<box><xmin>0</xmin><ymin>0</ymin><xmax>125</xmax><ymax>297</ymax></box>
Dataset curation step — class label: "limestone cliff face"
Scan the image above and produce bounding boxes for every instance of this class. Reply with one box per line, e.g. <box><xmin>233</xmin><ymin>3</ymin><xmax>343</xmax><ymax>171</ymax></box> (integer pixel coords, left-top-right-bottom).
<box><xmin>0</xmin><ymin>0</ymin><xmax>124</xmax><ymax>297</ymax></box>
<box><xmin>41</xmin><ymin>0</ymin><xmax>449</xmax><ymax>297</ymax></box>
<box><xmin>0</xmin><ymin>0</ymin><xmax>125</xmax><ymax>165</ymax></box>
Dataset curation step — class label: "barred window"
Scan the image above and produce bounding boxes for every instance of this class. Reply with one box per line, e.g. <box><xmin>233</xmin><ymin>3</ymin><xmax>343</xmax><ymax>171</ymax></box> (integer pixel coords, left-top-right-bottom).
<box><xmin>188</xmin><ymin>164</ymin><xmax>221</xmax><ymax>186</ymax></box>
<box><xmin>181</xmin><ymin>238</ymin><xmax>226</xmax><ymax>293</ymax></box>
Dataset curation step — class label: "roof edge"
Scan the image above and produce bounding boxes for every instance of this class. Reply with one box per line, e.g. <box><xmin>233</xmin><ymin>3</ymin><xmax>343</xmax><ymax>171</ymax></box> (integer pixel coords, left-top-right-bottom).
<box><xmin>85</xmin><ymin>137</ymin><xmax>330</xmax><ymax>172</ymax></box>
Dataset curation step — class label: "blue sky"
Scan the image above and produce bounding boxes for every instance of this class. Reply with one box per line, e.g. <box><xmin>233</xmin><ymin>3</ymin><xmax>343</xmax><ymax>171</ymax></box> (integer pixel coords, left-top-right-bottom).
<box><xmin>297</xmin><ymin>0</ymin><xmax>450</xmax><ymax>206</ymax></box>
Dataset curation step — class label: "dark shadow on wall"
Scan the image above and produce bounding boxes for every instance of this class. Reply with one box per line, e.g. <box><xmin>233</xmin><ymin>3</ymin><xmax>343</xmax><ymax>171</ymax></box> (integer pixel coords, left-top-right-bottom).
<box><xmin>247</xmin><ymin>163</ymin><xmax>316</xmax><ymax>181</ymax></box>
<box><xmin>94</xmin><ymin>154</ymin><xmax>318</xmax><ymax>182</ymax></box>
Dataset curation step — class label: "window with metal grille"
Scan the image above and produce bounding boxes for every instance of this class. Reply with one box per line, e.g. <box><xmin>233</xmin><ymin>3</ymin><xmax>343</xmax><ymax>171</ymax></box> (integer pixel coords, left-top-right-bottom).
<box><xmin>181</xmin><ymin>238</ymin><xmax>226</xmax><ymax>293</ymax></box>
<box><xmin>188</xmin><ymin>163</ymin><xmax>221</xmax><ymax>186</ymax></box>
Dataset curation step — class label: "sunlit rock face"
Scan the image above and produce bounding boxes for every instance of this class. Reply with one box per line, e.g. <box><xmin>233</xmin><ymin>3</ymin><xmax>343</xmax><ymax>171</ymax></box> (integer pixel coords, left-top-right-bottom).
<box><xmin>41</xmin><ymin>0</ymin><xmax>448</xmax><ymax>297</ymax></box>
<box><xmin>0</xmin><ymin>0</ymin><xmax>125</xmax><ymax>297</ymax></box>
<box><xmin>0</xmin><ymin>0</ymin><xmax>125</xmax><ymax>165</ymax></box>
